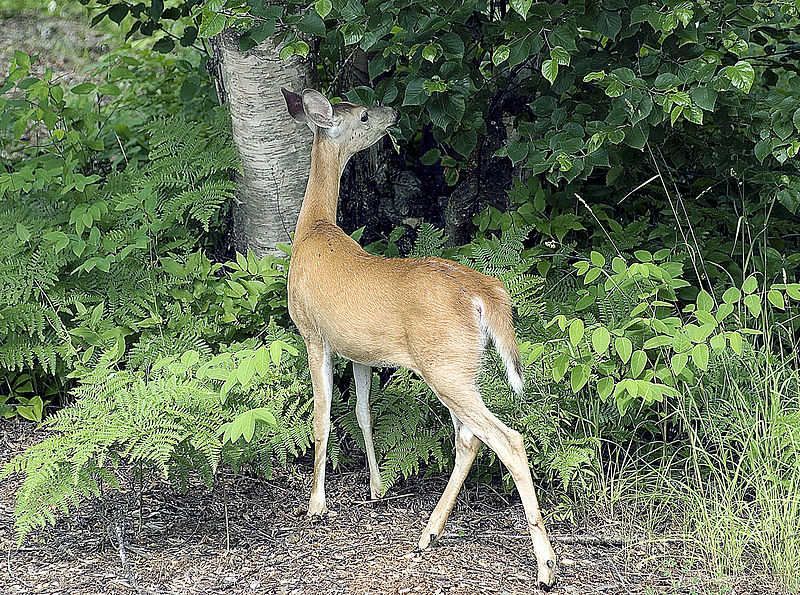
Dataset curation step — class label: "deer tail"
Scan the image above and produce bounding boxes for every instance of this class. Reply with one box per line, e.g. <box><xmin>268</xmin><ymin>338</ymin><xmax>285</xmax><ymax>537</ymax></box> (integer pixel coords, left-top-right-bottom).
<box><xmin>474</xmin><ymin>287</ymin><xmax>524</xmax><ymax>395</ymax></box>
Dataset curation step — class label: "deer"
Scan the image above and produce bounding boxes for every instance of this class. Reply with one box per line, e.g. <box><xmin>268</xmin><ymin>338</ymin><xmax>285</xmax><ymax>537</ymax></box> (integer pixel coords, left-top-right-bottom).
<box><xmin>280</xmin><ymin>87</ymin><xmax>557</xmax><ymax>588</ymax></box>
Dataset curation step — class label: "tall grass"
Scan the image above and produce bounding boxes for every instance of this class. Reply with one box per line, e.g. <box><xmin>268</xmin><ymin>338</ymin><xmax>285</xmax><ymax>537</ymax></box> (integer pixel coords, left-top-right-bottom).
<box><xmin>570</xmin><ymin>349</ymin><xmax>800</xmax><ymax>592</ymax></box>
<box><xmin>685</xmin><ymin>354</ymin><xmax>800</xmax><ymax>591</ymax></box>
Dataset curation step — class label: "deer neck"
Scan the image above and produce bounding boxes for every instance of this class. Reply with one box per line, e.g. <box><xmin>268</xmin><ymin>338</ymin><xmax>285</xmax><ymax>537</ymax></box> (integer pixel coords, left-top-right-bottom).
<box><xmin>294</xmin><ymin>135</ymin><xmax>346</xmax><ymax>241</ymax></box>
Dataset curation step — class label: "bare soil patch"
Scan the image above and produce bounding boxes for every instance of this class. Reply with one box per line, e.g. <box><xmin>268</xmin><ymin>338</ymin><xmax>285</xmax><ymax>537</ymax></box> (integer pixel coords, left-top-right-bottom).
<box><xmin>1</xmin><ymin>420</ymin><xmax>777</xmax><ymax>595</ymax></box>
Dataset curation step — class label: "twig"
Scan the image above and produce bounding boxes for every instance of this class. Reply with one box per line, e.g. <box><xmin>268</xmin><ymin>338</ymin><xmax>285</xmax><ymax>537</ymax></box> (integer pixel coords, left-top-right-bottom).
<box><xmin>552</xmin><ymin>534</ymin><xmax>626</xmax><ymax>546</ymax></box>
<box><xmin>443</xmin><ymin>531</ymin><xmax>628</xmax><ymax>546</ymax></box>
<box><xmin>224</xmin><ymin>488</ymin><xmax>230</xmax><ymax>552</ymax></box>
<box><xmin>7</xmin><ymin>547</ymin><xmax>14</xmax><ymax>581</ymax></box>
<box><xmin>609</xmin><ymin>558</ymin><xmax>629</xmax><ymax>589</ymax></box>
<box><xmin>353</xmin><ymin>492</ymin><xmax>415</xmax><ymax>505</ymax></box>
<box><xmin>114</xmin><ymin>515</ymin><xmax>148</xmax><ymax>595</ymax></box>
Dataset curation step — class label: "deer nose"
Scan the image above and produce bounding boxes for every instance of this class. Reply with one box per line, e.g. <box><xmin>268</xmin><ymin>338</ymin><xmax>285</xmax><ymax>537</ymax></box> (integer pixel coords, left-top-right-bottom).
<box><xmin>391</xmin><ymin>107</ymin><xmax>400</xmax><ymax>124</ymax></box>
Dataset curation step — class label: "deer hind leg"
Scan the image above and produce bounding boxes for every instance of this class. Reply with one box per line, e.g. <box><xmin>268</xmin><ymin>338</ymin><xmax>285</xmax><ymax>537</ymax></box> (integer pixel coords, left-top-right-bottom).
<box><xmin>353</xmin><ymin>362</ymin><xmax>382</xmax><ymax>499</ymax></box>
<box><xmin>306</xmin><ymin>339</ymin><xmax>333</xmax><ymax>517</ymax></box>
<box><xmin>439</xmin><ymin>386</ymin><xmax>557</xmax><ymax>588</ymax></box>
<box><xmin>418</xmin><ymin>410</ymin><xmax>482</xmax><ymax>550</ymax></box>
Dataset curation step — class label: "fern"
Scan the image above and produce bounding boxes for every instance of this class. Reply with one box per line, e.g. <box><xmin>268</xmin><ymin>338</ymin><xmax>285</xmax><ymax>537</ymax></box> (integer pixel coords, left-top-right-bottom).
<box><xmin>332</xmin><ymin>369</ymin><xmax>452</xmax><ymax>494</ymax></box>
<box><xmin>460</xmin><ymin>226</ymin><xmax>544</xmax><ymax>318</ymax></box>
<box><xmin>1</xmin><ymin>340</ymin><xmax>313</xmax><ymax>543</ymax></box>
<box><xmin>410</xmin><ymin>222</ymin><xmax>449</xmax><ymax>258</ymax></box>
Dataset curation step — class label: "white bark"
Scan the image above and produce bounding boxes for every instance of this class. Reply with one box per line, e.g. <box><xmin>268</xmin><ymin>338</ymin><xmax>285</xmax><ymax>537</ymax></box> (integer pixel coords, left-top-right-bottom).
<box><xmin>213</xmin><ymin>31</ymin><xmax>313</xmax><ymax>256</ymax></box>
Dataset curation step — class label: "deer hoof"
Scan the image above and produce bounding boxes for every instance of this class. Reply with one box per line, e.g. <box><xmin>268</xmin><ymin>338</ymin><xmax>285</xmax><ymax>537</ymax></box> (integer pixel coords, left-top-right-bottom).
<box><xmin>306</xmin><ymin>505</ymin><xmax>335</xmax><ymax>520</ymax></box>
<box><xmin>417</xmin><ymin>532</ymin><xmax>437</xmax><ymax>550</ymax></box>
<box><xmin>537</xmin><ymin>558</ymin><xmax>557</xmax><ymax>589</ymax></box>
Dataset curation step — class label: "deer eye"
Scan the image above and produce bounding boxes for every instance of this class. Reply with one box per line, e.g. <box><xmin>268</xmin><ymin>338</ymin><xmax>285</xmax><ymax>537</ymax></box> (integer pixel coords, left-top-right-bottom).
<box><xmin>360</xmin><ymin>111</ymin><xmax>369</xmax><ymax>122</ymax></box>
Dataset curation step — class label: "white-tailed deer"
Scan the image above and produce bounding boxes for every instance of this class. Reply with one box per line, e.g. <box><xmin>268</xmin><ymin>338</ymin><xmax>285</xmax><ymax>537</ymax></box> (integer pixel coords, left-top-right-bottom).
<box><xmin>281</xmin><ymin>88</ymin><xmax>557</xmax><ymax>587</ymax></box>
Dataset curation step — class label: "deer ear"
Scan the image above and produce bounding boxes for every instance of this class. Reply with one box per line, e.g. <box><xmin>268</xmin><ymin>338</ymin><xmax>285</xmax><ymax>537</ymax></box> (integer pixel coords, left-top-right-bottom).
<box><xmin>282</xmin><ymin>88</ymin><xmax>307</xmax><ymax>124</ymax></box>
<box><xmin>301</xmin><ymin>89</ymin><xmax>335</xmax><ymax>129</ymax></box>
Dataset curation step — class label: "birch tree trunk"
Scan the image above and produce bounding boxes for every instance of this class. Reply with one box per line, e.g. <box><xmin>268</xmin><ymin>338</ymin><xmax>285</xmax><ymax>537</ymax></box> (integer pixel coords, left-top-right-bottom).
<box><xmin>210</xmin><ymin>31</ymin><xmax>313</xmax><ymax>256</ymax></box>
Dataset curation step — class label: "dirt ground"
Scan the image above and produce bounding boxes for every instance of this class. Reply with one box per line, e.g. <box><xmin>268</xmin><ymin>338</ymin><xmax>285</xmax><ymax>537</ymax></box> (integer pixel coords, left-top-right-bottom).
<box><xmin>0</xmin><ymin>419</ymin><xmax>778</xmax><ymax>595</ymax></box>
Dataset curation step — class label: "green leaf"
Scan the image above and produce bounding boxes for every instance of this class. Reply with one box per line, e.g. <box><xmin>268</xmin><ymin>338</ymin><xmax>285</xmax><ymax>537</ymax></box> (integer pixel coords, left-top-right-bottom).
<box><xmin>595</xmin><ymin>11</ymin><xmax>622</xmax><ymax>40</ymax></box>
<box><xmin>97</xmin><ymin>83</ymin><xmax>122</xmax><ymax>96</ymax></box>
<box><xmin>709</xmin><ymin>333</ymin><xmax>725</xmax><ymax>353</ymax></box>
<box><xmin>684</xmin><ymin>105</ymin><xmax>703</xmax><ymax>125</ymax></box>
<box><xmin>575</xmin><ymin>294</ymin><xmax>596</xmax><ymax>310</ymax></box>
<box><xmin>777</xmin><ymin>188</ymin><xmax>800</xmax><ymax>214</ymax></box>
<box><xmin>199</xmin><ymin>11</ymin><xmax>226</xmax><ymax>38</ymax></box>
<box><xmin>15</xmin><ymin>222</ymin><xmax>30</xmax><ymax>243</ymax></box>
<box><xmin>108</xmin><ymin>4</ymin><xmax>129</xmax><ymax>23</ymax></box>
<box><xmin>671</xmin><ymin>352</ymin><xmax>687</xmax><ymax>375</ymax></box>
<box><xmin>725</xmin><ymin>61</ymin><xmax>755</xmax><ymax>93</ymax></box>
<box><xmin>506</xmin><ymin>141</ymin><xmax>529</xmax><ymax>165</ymax></box>
<box><xmin>242</xmin><ymin>413</ymin><xmax>256</xmax><ymax>442</ymax></box>
<box><xmin>728</xmin><ymin>331</ymin><xmax>743</xmax><ymax>355</ymax></box>
<box><xmin>591</xmin><ymin>327</ymin><xmax>611</xmax><ymax>355</ymax></box>
<box><xmin>541</xmin><ymin>60</ymin><xmax>558</xmax><ymax>85</ymax></box>
<box><xmin>742</xmin><ymin>276</ymin><xmax>758</xmax><ymax>294</ymax></box>
<box><xmin>153</xmin><ymin>37</ymin><xmax>175</xmax><ymax>53</ymax></box>
<box><xmin>161</xmin><ymin>257</ymin><xmax>186</xmax><ymax>278</ymax></box>
<box><xmin>754</xmin><ymin>138</ymin><xmax>772</xmax><ymax>163</ymax></box>
<box><xmin>421</xmin><ymin>149</ymin><xmax>441</xmax><ymax>165</ymax></box>
<box><xmin>768</xmin><ymin>289</ymin><xmax>785</xmax><ymax>310</ymax></box>
<box><xmin>597</xmin><ymin>376</ymin><xmax>614</xmax><ymax>401</ymax></box>
<box><xmin>70</xmin><ymin>82</ymin><xmax>96</xmax><ymax>95</ymax></box>
<box><xmin>251</xmin><ymin>407</ymin><xmax>277</xmax><ymax>426</ymax></box>
<box><xmin>605</xmin><ymin>80</ymin><xmax>625</xmax><ymax>97</ymax></box>
<box><xmin>743</xmin><ymin>293</ymin><xmax>761</xmax><ymax>318</ymax></box>
<box><xmin>552</xmin><ymin>352</ymin><xmax>569</xmax><ymax>382</ymax></box>
<box><xmin>570</xmin><ymin>364</ymin><xmax>591</xmax><ymax>393</ymax></box>
<box><xmin>691</xmin><ymin>343</ymin><xmax>709</xmax><ymax>371</ymax></box>
<box><xmin>585</xmin><ymin>267</ymin><xmax>602</xmax><ymax>284</ymax></box>
<box><xmin>569</xmin><ymin>318</ymin><xmax>585</xmax><ymax>346</ymax></box>
<box><xmin>422</xmin><ymin>45</ymin><xmax>438</xmax><ymax>62</ymax></box>
<box><xmin>615</xmin><ymin>336</ymin><xmax>632</xmax><ymax>363</ymax></box>
<box><xmin>492</xmin><ymin>45</ymin><xmax>510</xmax><ymax>66</ymax></box>
<box><xmin>550</xmin><ymin>46</ymin><xmax>570</xmax><ymax>66</ymax></box>
<box><xmin>722</xmin><ymin>287</ymin><xmax>741</xmax><ymax>304</ymax></box>
<box><xmin>696</xmin><ymin>289</ymin><xmax>714</xmax><ymax>312</ymax></box>
<box><xmin>590</xmin><ymin>251</ymin><xmax>605</xmax><ymax>267</ymax></box>
<box><xmin>691</xmin><ymin>86</ymin><xmax>717</xmax><ymax>111</ymax></box>
<box><xmin>643</xmin><ymin>335</ymin><xmax>672</xmax><ymax>349</ymax></box>
<box><xmin>716</xmin><ymin>303</ymin><xmax>734</xmax><ymax>322</ymax></box>
<box><xmin>403</xmin><ymin>78</ymin><xmax>427</xmax><ymax>106</ymax></box>
<box><xmin>13</xmin><ymin>50</ymin><xmax>31</xmax><ymax>70</ymax></box>
<box><xmin>630</xmin><ymin>350</ymin><xmax>647</xmax><ymax>378</ymax></box>
<box><xmin>315</xmin><ymin>0</ymin><xmax>332</xmax><ymax>18</ymax></box>
<box><xmin>623</xmin><ymin>123</ymin><xmax>649</xmax><ymax>150</ymax></box>
<box><xmin>509</xmin><ymin>0</ymin><xmax>533</xmax><ymax>19</ymax></box>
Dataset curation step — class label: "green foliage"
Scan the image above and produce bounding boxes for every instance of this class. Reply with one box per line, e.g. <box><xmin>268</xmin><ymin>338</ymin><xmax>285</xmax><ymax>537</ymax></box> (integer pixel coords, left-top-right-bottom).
<box><xmin>4</xmin><ymin>5</ymin><xmax>800</xmax><ymax>588</ymax></box>
<box><xmin>0</xmin><ymin>38</ymin><xmax>314</xmax><ymax>542</ymax></box>
<box><xmin>0</xmin><ymin>47</ymin><xmax>288</xmax><ymax>410</ymax></box>
<box><xmin>0</xmin><ymin>338</ymin><xmax>311</xmax><ymax>543</ymax></box>
<box><xmin>332</xmin><ymin>370</ymin><xmax>452</xmax><ymax>493</ymax></box>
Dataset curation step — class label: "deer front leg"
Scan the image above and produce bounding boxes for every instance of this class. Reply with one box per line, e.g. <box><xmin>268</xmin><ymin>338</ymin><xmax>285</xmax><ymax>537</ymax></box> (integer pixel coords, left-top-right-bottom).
<box><xmin>419</xmin><ymin>411</ymin><xmax>482</xmax><ymax>550</ymax></box>
<box><xmin>306</xmin><ymin>339</ymin><xmax>333</xmax><ymax>517</ymax></box>
<box><xmin>353</xmin><ymin>362</ymin><xmax>382</xmax><ymax>499</ymax></box>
